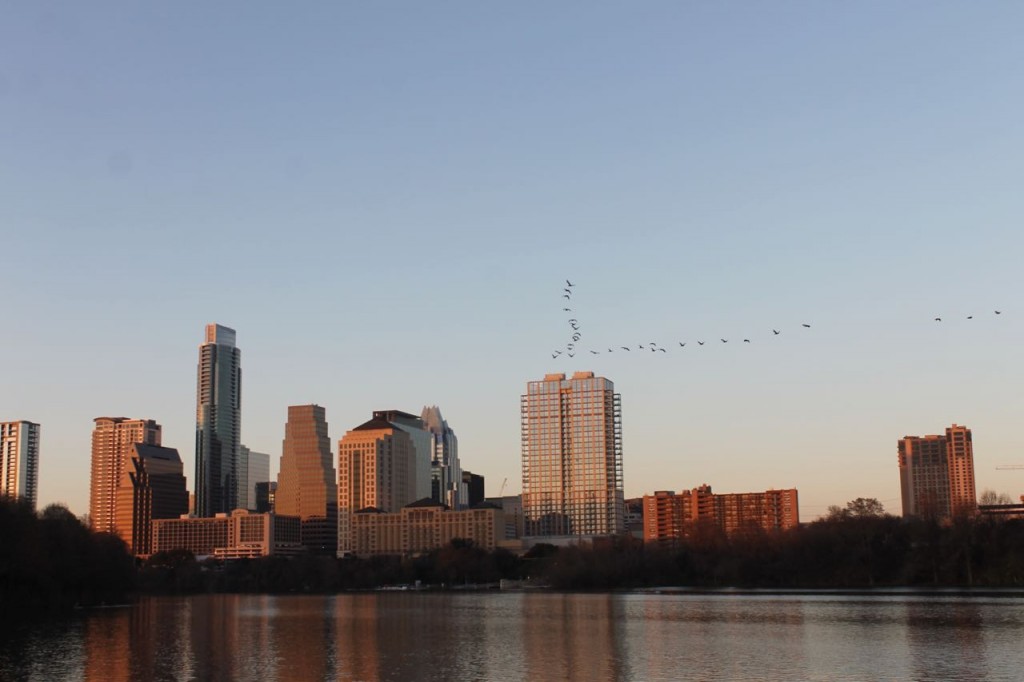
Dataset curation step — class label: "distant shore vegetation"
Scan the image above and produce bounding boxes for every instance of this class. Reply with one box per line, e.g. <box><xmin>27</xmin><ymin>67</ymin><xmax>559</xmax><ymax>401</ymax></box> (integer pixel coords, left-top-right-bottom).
<box><xmin>4</xmin><ymin>496</ymin><xmax>1024</xmax><ymax>617</ymax></box>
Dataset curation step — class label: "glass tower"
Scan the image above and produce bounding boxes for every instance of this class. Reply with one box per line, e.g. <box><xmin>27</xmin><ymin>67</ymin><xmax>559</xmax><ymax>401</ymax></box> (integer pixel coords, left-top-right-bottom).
<box><xmin>195</xmin><ymin>323</ymin><xmax>242</xmax><ymax>517</ymax></box>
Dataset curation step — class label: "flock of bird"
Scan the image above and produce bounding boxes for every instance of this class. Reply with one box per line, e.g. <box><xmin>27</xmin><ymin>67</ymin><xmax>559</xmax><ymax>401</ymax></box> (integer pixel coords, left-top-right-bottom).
<box><xmin>551</xmin><ymin>280</ymin><xmax>1005</xmax><ymax>360</ymax></box>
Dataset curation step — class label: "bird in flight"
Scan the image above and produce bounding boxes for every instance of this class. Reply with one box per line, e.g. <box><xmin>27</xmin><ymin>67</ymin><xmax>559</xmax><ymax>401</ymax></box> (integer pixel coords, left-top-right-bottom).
<box><xmin>590</xmin><ymin>350</ymin><xmax>600</xmax><ymax>354</ymax></box>
<box><xmin>563</xmin><ymin>294</ymin><xmax>570</xmax><ymax>299</ymax></box>
<box><xmin>721</xmin><ymin>339</ymin><xmax>728</xmax><ymax>343</ymax></box>
<box><xmin>995</xmin><ymin>310</ymin><xmax>1002</xmax><ymax>314</ymax></box>
<box><xmin>934</xmin><ymin>318</ymin><xmax>941</xmax><ymax>322</ymax></box>
<box><xmin>607</xmin><ymin>348</ymin><xmax>614</xmax><ymax>353</ymax></box>
<box><xmin>773</xmin><ymin>329</ymin><xmax>780</xmax><ymax>335</ymax></box>
<box><xmin>563</xmin><ymin>308</ymin><xmax>572</xmax><ymax>312</ymax></box>
<box><xmin>621</xmin><ymin>346</ymin><xmax>631</xmax><ymax>351</ymax></box>
<box><xmin>743</xmin><ymin>339</ymin><xmax>750</xmax><ymax>343</ymax></box>
<box><xmin>566</xmin><ymin>279</ymin><xmax>574</xmax><ymax>287</ymax></box>
<box><xmin>802</xmin><ymin>324</ymin><xmax>811</xmax><ymax>328</ymax></box>
<box><xmin>697</xmin><ymin>341</ymin><xmax>705</xmax><ymax>346</ymax></box>
<box><xmin>967</xmin><ymin>316</ymin><xmax>973</xmax><ymax>320</ymax></box>
<box><xmin>658</xmin><ymin>347</ymin><xmax>666</xmax><ymax>353</ymax></box>
<box><xmin>678</xmin><ymin>342</ymin><xmax>686</xmax><ymax>347</ymax></box>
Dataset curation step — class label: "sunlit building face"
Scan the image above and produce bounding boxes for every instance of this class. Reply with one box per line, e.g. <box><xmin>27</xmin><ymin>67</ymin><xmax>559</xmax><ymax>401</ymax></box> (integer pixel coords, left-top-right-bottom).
<box><xmin>521</xmin><ymin>372</ymin><xmax>625</xmax><ymax>537</ymax></box>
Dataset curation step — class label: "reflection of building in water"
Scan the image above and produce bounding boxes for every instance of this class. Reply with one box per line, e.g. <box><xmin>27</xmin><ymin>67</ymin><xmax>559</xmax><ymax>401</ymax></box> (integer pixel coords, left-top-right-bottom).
<box><xmin>899</xmin><ymin>424</ymin><xmax>977</xmax><ymax>521</ymax></box>
<box><xmin>643</xmin><ymin>485</ymin><xmax>799</xmax><ymax>546</ymax></box>
<box><xmin>151</xmin><ymin>509</ymin><xmax>302</xmax><ymax>557</ymax></box>
<box><xmin>350</xmin><ymin>499</ymin><xmax>504</xmax><ymax>556</ymax></box>
<box><xmin>521</xmin><ymin>594</ymin><xmax>627</xmax><ymax>681</ymax></box>
<box><xmin>521</xmin><ymin>372</ymin><xmax>625</xmax><ymax>538</ymax></box>
<box><xmin>273</xmin><ymin>595</ymin><xmax>337</xmax><ymax>682</ymax></box>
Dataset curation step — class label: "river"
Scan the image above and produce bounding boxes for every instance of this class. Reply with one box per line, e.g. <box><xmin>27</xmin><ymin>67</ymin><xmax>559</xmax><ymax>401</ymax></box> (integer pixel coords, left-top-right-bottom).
<box><xmin>1</xmin><ymin>592</ymin><xmax>1022</xmax><ymax>681</ymax></box>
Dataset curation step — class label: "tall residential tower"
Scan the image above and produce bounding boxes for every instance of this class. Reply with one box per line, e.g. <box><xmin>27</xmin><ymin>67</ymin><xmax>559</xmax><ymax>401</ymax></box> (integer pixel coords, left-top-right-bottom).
<box><xmin>521</xmin><ymin>372</ymin><xmax>625</xmax><ymax>537</ymax></box>
<box><xmin>90</xmin><ymin>417</ymin><xmax>162</xmax><ymax>533</ymax></box>
<box><xmin>1</xmin><ymin>421</ymin><xmax>40</xmax><ymax>509</ymax></box>
<box><xmin>195</xmin><ymin>323</ymin><xmax>242</xmax><ymax>517</ymax></box>
<box><xmin>898</xmin><ymin>423</ymin><xmax>977</xmax><ymax>520</ymax></box>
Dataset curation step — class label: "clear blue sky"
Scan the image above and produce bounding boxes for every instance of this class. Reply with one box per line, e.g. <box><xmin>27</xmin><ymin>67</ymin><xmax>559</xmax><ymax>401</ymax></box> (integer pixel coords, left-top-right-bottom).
<box><xmin>3</xmin><ymin>2</ymin><xmax>1023</xmax><ymax>519</ymax></box>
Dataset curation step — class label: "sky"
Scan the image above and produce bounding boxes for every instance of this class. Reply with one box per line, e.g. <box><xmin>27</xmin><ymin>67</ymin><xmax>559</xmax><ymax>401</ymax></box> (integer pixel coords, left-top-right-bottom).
<box><xmin>3</xmin><ymin>2</ymin><xmax>1023</xmax><ymax>520</ymax></box>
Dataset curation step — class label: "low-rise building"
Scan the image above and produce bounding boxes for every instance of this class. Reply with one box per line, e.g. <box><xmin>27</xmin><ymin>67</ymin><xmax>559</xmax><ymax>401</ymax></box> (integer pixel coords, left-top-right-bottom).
<box><xmin>151</xmin><ymin>509</ymin><xmax>302</xmax><ymax>558</ymax></box>
<box><xmin>348</xmin><ymin>499</ymin><xmax>504</xmax><ymax>557</ymax></box>
<box><xmin>644</xmin><ymin>485</ymin><xmax>799</xmax><ymax>546</ymax></box>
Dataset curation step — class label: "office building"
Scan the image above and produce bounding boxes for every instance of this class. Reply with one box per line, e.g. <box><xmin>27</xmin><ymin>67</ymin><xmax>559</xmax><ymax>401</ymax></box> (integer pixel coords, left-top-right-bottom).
<box><xmin>422</xmin><ymin>405</ymin><xmax>463</xmax><ymax>508</ymax></box>
<box><xmin>151</xmin><ymin>509</ymin><xmax>302</xmax><ymax>558</ymax></box>
<box><xmin>114</xmin><ymin>444</ymin><xmax>189</xmax><ymax>556</ymax></box>
<box><xmin>255</xmin><ymin>481</ymin><xmax>277</xmax><ymax>513</ymax></box>
<box><xmin>349</xmin><ymin>499</ymin><xmax>504</xmax><ymax>557</ymax></box>
<box><xmin>462</xmin><ymin>470</ymin><xmax>485</xmax><ymax>507</ymax></box>
<box><xmin>0</xmin><ymin>421</ymin><xmax>40</xmax><ymax>508</ymax></box>
<box><xmin>899</xmin><ymin>423</ymin><xmax>977</xmax><ymax>520</ymax></box>
<box><xmin>337</xmin><ymin>415</ymin><xmax>419</xmax><ymax>555</ymax></box>
<box><xmin>90</xmin><ymin>417</ymin><xmax>162</xmax><ymax>533</ymax></box>
<box><xmin>276</xmin><ymin>404</ymin><xmax>337</xmax><ymax>554</ymax></box>
<box><xmin>643</xmin><ymin>485</ymin><xmax>799</xmax><ymax>546</ymax></box>
<box><xmin>195</xmin><ymin>323</ymin><xmax>242</xmax><ymax>517</ymax></box>
<box><xmin>373</xmin><ymin>410</ymin><xmax>432</xmax><ymax>502</ymax></box>
<box><xmin>521</xmin><ymin>372</ymin><xmax>625</xmax><ymax>537</ymax></box>
<box><xmin>239</xmin><ymin>445</ymin><xmax>269</xmax><ymax>511</ymax></box>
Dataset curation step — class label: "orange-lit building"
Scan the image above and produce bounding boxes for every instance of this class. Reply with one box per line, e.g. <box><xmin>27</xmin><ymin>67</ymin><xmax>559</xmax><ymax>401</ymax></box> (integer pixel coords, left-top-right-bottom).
<box><xmin>276</xmin><ymin>405</ymin><xmax>337</xmax><ymax>554</ymax></box>
<box><xmin>151</xmin><ymin>509</ymin><xmax>302</xmax><ymax>558</ymax></box>
<box><xmin>521</xmin><ymin>372</ymin><xmax>625</xmax><ymax>538</ymax></box>
<box><xmin>899</xmin><ymin>423</ymin><xmax>977</xmax><ymax>520</ymax></box>
<box><xmin>349</xmin><ymin>499</ymin><xmax>504</xmax><ymax>557</ymax></box>
<box><xmin>114</xmin><ymin>443</ymin><xmax>189</xmax><ymax>556</ymax></box>
<box><xmin>643</xmin><ymin>485</ymin><xmax>799</xmax><ymax>545</ymax></box>
<box><xmin>337</xmin><ymin>416</ymin><xmax>418</xmax><ymax>556</ymax></box>
<box><xmin>90</xmin><ymin>417</ymin><xmax>162</xmax><ymax>533</ymax></box>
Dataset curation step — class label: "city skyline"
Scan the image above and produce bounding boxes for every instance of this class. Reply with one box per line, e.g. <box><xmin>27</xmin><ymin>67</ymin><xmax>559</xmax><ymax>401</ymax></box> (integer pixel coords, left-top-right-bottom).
<box><xmin>3</xmin><ymin>4</ymin><xmax>1023</xmax><ymax>520</ymax></box>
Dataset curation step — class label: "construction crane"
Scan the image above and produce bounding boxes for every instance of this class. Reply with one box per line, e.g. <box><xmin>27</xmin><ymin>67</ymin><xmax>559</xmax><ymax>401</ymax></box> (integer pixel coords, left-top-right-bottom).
<box><xmin>499</xmin><ymin>477</ymin><xmax>508</xmax><ymax>497</ymax></box>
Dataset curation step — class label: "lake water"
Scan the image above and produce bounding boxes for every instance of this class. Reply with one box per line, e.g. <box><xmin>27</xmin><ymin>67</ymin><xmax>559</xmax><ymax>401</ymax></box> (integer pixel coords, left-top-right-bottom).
<box><xmin>1</xmin><ymin>592</ymin><xmax>1022</xmax><ymax>681</ymax></box>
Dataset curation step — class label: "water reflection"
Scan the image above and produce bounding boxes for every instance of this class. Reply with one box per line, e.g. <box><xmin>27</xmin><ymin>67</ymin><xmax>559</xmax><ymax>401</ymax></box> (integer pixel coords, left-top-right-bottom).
<box><xmin>1</xmin><ymin>593</ymin><xmax>1023</xmax><ymax>681</ymax></box>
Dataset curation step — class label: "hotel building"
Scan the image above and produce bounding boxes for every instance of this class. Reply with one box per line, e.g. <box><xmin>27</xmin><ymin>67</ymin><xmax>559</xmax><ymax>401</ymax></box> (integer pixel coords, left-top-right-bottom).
<box><xmin>0</xmin><ymin>420</ymin><xmax>40</xmax><ymax>508</ymax></box>
<box><xmin>90</xmin><ymin>417</ymin><xmax>162</xmax><ymax>533</ymax></box>
<box><xmin>151</xmin><ymin>509</ymin><xmax>302</xmax><ymax>558</ymax></box>
<box><xmin>899</xmin><ymin>423</ymin><xmax>977</xmax><ymax>520</ymax></box>
<box><xmin>521</xmin><ymin>372</ymin><xmax>625</xmax><ymax>538</ymax></box>
<box><xmin>195</xmin><ymin>323</ymin><xmax>242</xmax><ymax>517</ymax></box>
<box><xmin>350</xmin><ymin>499</ymin><xmax>504</xmax><ymax>557</ymax></box>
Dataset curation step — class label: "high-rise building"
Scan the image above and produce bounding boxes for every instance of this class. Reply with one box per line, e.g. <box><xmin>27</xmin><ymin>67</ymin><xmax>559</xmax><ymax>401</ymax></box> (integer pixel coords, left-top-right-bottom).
<box><xmin>195</xmin><ymin>323</ymin><xmax>242</xmax><ymax>517</ymax></box>
<box><xmin>642</xmin><ymin>485</ymin><xmax>799</xmax><ymax>547</ymax></box>
<box><xmin>521</xmin><ymin>371</ymin><xmax>625</xmax><ymax>537</ymax></box>
<box><xmin>373</xmin><ymin>410</ymin><xmax>432</xmax><ymax>502</ymax></box>
<box><xmin>421</xmin><ymin>406</ymin><xmax>462</xmax><ymax>508</ymax></box>
<box><xmin>238</xmin><ymin>445</ymin><xmax>269</xmax><ymax>511</ymax></box>
<box><xmin>90</xmin><ymin>417</ymin><xmax>162</xmax><ymax>533</ymax></box>
<box><xmin>899</xmin><ymin>423</ymin><xmax>977</xmax><ymax>520</ymax></box>
<box><xmin>114</xmin><ymin>443</ymin><xmax>189</xmax><ymax>556</ymax></box>
<box><xmin>276</xmin><ymin>405</ymin><xmax>338</xmax><ymax>554</ymax></box>
<box><xmin>337</xmin><ymin>415</ymin><xmax>419</xmax><ymax>555</ymax></box>
<box><xmin>255</xmin><ymin>481</ymin><xmax>277</xmax><ymax>513</ymax></box>
<box><xmin>1</xmin><ymin>421</ymin><xmax>40</xmax><ymax>509</ymax></box>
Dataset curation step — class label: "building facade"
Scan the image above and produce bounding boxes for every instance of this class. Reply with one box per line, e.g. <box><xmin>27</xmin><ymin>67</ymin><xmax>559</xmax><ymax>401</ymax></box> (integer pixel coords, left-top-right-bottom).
<box><xmin>238</xmin><ymin>445</ymin><xmax>269</xmax><ymax>512</ymax></box>
<box><xmin>521</xmin><ymin>372</ymin><xmax>625</xmax><ymax>537</ymax></box>
<box><xmin>90</xmin><ymin>417</ymin><xmax>162</xmax><ymax>533</ymax></box>
<box><xmin>151</xmin><ymin>509</ymin><xmax>302</xmax><ymax>557</ymax></box>
<box><xmin>0</xmin><ymin>421</ymin><xmax>40</xmax><ymax>508</ymax></box>
<box><xmin>462</xmin><ymin>471</ymin><xmax>485</xmax><ymax>507</ymax></box>
<box><xmin>374</xmin><ymin>410</ymin><xmax>433</xmax><ymax>502</ymax></box>
<box><xmin>114</xmin><ymin>443</ymin><xmax>189</xmax><ymax>556</ymax></box>
<box><xmin>276</xmin><ymin>404</ymin><xmax>337</xmax><ymax>554</ymax></box>
<box><xmin>255</xmin><ymin>481</ymin><xmax>277</xmax><ymax>513</ymax></box>
<box><xmin>899</xmin><ymin>423</ymin><xmax>977</xmax><ymax>520</ymax></box>
<box><xmin>337</xmin><ymin>416</ymin><xmax>419</xmax><ymax>556</ymax></box>
<box><xmin>349</xmin><ymin>499</ymin><xmax>504</xmax><ymax>557</ymax></box>
<box><xmin>421</xmin><ymin>405</ymin><xmax>463</xmax><ymax>508</ymax></box>
<box><xmin>195</xmin><ymin>323</ymin><xmax>242</xmax><ymax>517</ymax></box>
<box><xmin>643</xmin><ymin>485</ymin><xmax>799</xmax><ymax>546</ymax></box>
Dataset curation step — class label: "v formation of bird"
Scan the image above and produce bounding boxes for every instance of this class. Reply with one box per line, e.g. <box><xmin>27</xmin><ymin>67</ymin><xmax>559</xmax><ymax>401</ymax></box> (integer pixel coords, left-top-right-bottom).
<box><xmin>552</xmin><ymin>280</ymin><xmax>1005</xmax><ymax>359</ymax></box>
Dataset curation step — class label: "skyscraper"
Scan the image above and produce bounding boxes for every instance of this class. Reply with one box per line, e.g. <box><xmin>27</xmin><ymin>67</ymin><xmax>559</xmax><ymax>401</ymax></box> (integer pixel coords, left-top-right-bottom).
<box><xmin>899</xmin><ymin>423</ymin><xmax>977</xmax><ymax>520</ymax></box>
<box><xmin>421</xmin><ymin>405</ymin><xmax>462</xmax><ymax>508</ymax></box>
<box><xmin>239</xmin><ymin>445</ymin><xmax>269</xmax><ymax>511</ymax></box>
<box><xmin>337</xmin><ymin>415</ymin><xmax>419</xmax><ymax>555</ymax></box>
<box><xmin>1</xmin><ymin>421</ymin><xmax>40</xmax><ymax>509</ymax></box>
<box><xmin>90</xmin><ymin>417</ymin><xmax>162</xmax><ymax>533</ymax></box>
<box><xmin>374</xmin><ymin>410</ymin><xmax>432</xmax><ymax>502</ymax></box>
<box><xmin>521</xmin><ymin>371</ymin><xmax>625</xmax><ymax>537</ymax></box>
<box><xmin>276</xmin><ymin>404</ymin><xmax>337</xmax><ymax>553</ymax></box>
<box><xmin>114</xmin><ymin>443</ymin><xmax>188</xmax><ymax>555</ymax></box>
<box><xmin>195</xmin><ymin>323</ymin><xmax>242</xmax><ymax>517</ymax></box>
